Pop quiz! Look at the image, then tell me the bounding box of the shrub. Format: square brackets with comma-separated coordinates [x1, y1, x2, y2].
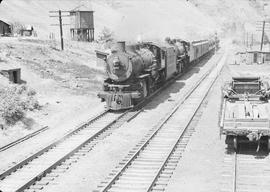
[0, 84, 40, 125]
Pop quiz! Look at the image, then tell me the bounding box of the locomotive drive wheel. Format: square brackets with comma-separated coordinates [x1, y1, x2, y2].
[141, 80, 148, 98]
[226, 136, 238, 151]
[233, 137, 238, 151]
[268, 137, 270, 151]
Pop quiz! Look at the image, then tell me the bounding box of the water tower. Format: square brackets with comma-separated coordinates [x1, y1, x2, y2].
[70, 5, 94, 42]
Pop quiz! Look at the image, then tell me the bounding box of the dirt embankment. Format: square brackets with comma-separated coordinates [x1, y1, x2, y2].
[0, 37, 106, 145]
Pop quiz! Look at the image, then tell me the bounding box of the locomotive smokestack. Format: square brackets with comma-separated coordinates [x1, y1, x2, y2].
[117, 41, 126, 52]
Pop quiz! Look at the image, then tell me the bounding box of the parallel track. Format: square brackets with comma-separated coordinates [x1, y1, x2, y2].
[0, 51, 220, 192]
[0, 126, 49, 152]
[94, 52, 226, 192]
[221, 145, 270, 192]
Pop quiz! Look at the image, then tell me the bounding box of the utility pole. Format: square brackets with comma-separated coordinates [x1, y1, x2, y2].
[256, 20, 270, 51]
[260, 20, 265, 51]
[49, 10, 70, 51]
[59, 10, 64, 50]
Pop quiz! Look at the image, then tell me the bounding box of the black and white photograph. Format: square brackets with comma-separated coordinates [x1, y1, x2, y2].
[0, 0, 270, 191]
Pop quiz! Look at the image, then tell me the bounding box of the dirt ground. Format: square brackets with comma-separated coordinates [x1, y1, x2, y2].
[0, 37, 106, 147]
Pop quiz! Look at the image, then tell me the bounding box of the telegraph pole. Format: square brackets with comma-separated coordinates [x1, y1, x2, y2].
[260, 20, 265, 51]
[49, 10, 69, 51]
[256, 20, 270, 51]
[59, 10, 64, 50]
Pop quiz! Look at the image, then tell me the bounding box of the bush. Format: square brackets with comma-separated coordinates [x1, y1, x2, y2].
[0, 85, 40, 125]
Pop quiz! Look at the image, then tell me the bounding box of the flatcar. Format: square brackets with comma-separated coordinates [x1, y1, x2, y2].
[220, 77, 270, 151]
[97, 38, 218, 110]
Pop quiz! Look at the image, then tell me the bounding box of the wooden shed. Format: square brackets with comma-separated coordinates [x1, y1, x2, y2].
[0, 63, 21, 84]
[235, 50, 270, 65]
[246, 51, 270, 64]
[0, 20, 11, 36]
[70, 5, 94, 42]
[20, 25, 34, 36]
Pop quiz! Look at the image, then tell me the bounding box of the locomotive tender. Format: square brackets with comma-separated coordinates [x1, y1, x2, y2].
[97, 38, 218, 110]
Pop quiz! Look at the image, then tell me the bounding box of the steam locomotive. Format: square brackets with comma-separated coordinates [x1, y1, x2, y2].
[97, 38, 219, 110]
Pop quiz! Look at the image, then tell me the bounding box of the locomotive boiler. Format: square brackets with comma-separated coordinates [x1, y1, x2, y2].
[98, 42, 164, 110]
[105, 42, 157, 83]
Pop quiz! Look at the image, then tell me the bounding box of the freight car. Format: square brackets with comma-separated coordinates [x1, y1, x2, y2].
[220, 77, 270, 151]
[97, 38, 218, 110]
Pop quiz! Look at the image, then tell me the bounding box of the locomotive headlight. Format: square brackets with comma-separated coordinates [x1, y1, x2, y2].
[113, 57, 121, 69]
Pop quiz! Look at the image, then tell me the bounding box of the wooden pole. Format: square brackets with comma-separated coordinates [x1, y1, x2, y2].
[59, 10, 64, 51]
[260, 20, 265, 51]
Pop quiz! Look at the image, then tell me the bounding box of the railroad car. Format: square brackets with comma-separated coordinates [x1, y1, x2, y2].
[97, 38, 218, 110]
[220, 77, 270, 151]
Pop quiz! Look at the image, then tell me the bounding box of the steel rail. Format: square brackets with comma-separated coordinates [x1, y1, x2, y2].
[0, 109, 109, 180]
[233, 151, 237, 192]
[15, 111, 130, 192]
[146, 60, 221, 192]
[0, 46, 215, 154]
[0, 126, 49, 152]
[0, 50, 218, 192]
[0, 55, 198, 191]
[97, 52, 224, 192]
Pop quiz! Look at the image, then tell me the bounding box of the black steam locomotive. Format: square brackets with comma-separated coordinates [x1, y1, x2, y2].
[97, 38, 218, 110]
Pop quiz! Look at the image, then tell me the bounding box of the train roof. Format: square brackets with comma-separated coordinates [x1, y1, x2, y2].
[191, 39, 209, 46]
[142, 41, 174, 51]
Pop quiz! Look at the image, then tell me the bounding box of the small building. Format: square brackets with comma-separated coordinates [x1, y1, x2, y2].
[70, 5, 94, 42]
[0, 63, 21, 84]
[235, 50, 270, 65]
[20, 25, 34, 36]
[0, 20, 11, 36]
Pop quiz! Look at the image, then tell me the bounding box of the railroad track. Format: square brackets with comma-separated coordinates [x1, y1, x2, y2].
[0, 109, 140, 192]
[0, 50, 214, 155]
[0, 51, 220, 192]
[0, 126, 49, 152]
[94, 52, 226, 192]
[221, 144, 270, 192]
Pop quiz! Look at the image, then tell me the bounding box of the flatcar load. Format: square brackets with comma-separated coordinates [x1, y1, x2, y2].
[220, 77, 270, 151]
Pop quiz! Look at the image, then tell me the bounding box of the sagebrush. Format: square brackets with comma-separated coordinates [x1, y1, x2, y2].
[0, 84, 40, 125]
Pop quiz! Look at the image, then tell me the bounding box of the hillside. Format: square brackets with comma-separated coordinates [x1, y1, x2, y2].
[0, 0, 264, 41]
